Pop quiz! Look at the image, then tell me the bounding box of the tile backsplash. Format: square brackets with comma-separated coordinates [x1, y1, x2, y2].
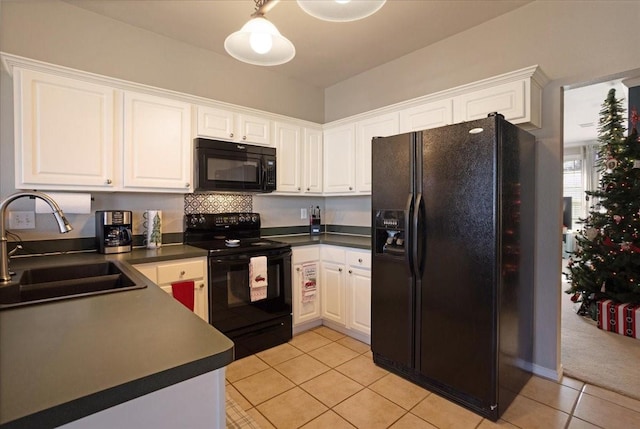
[184, 193, 252, 214]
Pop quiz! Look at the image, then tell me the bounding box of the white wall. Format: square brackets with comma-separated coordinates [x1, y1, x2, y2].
[323, 1, 640, 381]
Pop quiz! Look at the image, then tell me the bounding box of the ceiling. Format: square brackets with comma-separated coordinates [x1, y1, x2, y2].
[63, 0, 532, 89]
[60, 0, 633, 144]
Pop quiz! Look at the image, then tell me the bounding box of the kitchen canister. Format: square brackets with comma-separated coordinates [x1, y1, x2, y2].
[143, 210, 162, 249]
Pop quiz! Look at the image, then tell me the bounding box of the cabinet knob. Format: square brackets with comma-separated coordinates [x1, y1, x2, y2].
[307, 187, 310, 191]
[185, 183, 190, 188]
[242, 135, 247, 141]
[199, 283, 204, 289]
[230, 132, 234, 138]
[297, 187, 301, 191]
[358, 258, 363, 263]
[349, 270, 353, 274]
[338, 268, 343, 272]
[296, 267, 301, 272]
[180, 270, 186, 276]
[349, 186, 353, 191]
[106, 179, 112, 185]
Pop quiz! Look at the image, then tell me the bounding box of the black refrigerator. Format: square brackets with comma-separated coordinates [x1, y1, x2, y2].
[371, 114, 535, 421]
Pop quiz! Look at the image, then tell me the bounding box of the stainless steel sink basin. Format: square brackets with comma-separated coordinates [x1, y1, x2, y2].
[0, 261, 146, 309]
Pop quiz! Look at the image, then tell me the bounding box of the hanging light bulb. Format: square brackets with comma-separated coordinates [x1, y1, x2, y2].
[297, 0, 386, 22]
[224, 1, 295, 66]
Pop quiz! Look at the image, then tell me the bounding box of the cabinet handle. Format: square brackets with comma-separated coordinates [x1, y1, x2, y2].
[358, 258, 363, 263]
[180, 270, 186, 276]
[230, 132, 234, 138]
[106, 179, 112, 185]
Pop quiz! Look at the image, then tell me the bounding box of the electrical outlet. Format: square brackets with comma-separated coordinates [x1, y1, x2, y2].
[9, 211, 36, 229]
[300, 208, 308, 219]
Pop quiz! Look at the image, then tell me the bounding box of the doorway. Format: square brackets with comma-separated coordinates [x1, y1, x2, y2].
[561, 77, 640, 399]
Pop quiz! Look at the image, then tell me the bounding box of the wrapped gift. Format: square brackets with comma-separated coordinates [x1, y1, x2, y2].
[596, 299, 640, 339]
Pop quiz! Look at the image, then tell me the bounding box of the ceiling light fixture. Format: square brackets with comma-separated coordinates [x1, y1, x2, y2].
[296, 0, 386, 22]
[224, 0, 295, 66]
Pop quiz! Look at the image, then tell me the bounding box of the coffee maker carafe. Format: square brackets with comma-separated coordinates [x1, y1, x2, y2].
[96, 210, 132, 254]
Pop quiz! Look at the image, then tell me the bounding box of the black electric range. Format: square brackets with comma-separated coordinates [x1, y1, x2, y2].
[184, 213, 293, 359]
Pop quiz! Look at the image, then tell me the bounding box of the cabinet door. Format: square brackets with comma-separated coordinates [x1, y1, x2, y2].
[123, 91, 192, 192]
[238, 113, 271, 146]
[303, 128, 323, 194]
[14, 68, 117, 190]
[399, 99, 454, 132]
[320, 261, 346, 325]
[356, 113, 399, 193]
[347, 266, 371, 336]
[293, 262, 321, 326]
[197, 105, 235, 140]
[323, 124, 356, 194]
[453, 79, 527, 123]
[275, 122, 302, 193]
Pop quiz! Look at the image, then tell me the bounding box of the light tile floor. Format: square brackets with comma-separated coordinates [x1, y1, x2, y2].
[226, 326, 640, 428]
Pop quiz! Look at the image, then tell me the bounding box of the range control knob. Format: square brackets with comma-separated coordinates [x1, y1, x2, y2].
[251, 214, 258, 223]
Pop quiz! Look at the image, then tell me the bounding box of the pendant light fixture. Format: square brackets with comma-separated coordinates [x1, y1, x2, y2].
[296, 0, 386, 22]
[225, 0, 295, 66]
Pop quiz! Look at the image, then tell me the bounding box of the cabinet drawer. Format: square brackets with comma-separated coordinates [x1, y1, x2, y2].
[157, 259, 205, 284]
[321, 246, 346, 263]
[347, 251, 371, 269]
[292, 245, 320, 264]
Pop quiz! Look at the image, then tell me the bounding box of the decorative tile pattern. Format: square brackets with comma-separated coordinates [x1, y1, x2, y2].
[184, 193, 252, 214]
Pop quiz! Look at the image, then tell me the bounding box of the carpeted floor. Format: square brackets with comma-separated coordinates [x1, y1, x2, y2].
[561, 286, 640, 400]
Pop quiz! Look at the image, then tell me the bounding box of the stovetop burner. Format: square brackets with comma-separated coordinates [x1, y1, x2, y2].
[184, 213, 290, 256]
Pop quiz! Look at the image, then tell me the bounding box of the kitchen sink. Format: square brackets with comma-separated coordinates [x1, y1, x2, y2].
[0, 261, 146, 309]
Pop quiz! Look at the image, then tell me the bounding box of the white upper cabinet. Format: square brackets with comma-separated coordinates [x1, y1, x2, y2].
[355, 113, 399, 193]
[399, 98, 454, 133]
[453, 79, 527, 124]
[123, 91, 192, 192]
[323, 124, 356, 194]
[13, 68, 118, 190]
[275, 121, 302, 193]
[303, 127, 323, 194]
[196, 105, 272, 146]
[275, 122, 323, 195]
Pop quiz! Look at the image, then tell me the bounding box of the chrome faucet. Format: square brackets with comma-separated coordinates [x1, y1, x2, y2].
[0, 191, 73, 283]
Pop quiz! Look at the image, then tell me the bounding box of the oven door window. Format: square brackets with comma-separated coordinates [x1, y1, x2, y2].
[209, 253, 291, 333]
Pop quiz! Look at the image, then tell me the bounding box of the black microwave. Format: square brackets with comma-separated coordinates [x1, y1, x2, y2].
[194, 138, 276, 193]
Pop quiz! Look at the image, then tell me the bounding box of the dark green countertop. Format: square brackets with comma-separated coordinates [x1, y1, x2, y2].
[271, 233, 371, 250]
[0, 245, 233, 429]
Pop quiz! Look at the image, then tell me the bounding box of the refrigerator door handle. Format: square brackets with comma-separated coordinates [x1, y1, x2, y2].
[405, 193, 415, 274]
[413, 193, 423, 278]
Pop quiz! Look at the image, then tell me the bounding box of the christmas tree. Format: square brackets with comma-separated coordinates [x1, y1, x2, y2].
[566, 89, 640, 314]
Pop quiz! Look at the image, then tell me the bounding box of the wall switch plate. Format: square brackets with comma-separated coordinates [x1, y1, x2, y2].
[8, 211, 36, 229]
[300, 208, 307, 219]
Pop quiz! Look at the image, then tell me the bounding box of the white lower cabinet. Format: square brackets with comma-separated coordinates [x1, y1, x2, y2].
[293, 245, 371, 342]
[292, 246, 322, 329]
[133, 257, 209, 323]
[346, 249, 372, 337]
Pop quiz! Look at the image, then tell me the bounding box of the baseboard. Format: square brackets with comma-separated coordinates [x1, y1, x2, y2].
[293, 319, 322, 335]
[531, 362, 562, 382]
[321, 320, 371, 345]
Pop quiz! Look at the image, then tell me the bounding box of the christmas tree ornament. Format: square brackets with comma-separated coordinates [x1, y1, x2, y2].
[585, 227, 599, 240]
[613, 214, 622, 224]
[605, 158, 619, 170]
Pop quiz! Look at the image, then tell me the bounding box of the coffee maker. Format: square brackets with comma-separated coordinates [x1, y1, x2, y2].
[96, 210, 132, 254]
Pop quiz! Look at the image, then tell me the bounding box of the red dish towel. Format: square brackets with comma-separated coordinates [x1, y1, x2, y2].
[171, 280, 195, 311]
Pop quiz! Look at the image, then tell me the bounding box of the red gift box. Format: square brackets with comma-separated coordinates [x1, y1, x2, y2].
[596, 299, 640, 339]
